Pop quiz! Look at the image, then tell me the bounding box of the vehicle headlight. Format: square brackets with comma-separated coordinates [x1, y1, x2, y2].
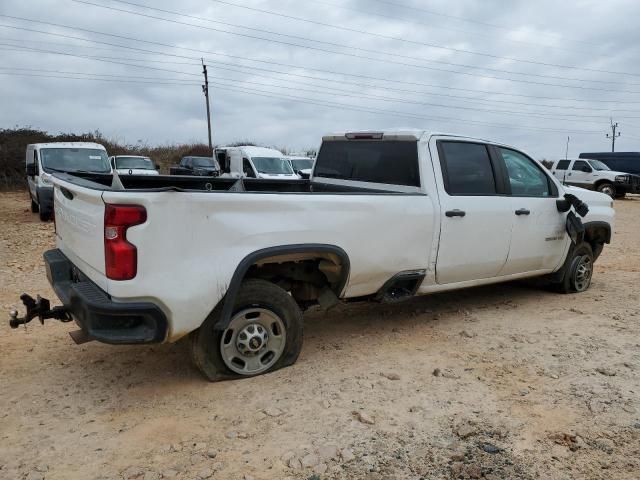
[615, 175, 629, 183]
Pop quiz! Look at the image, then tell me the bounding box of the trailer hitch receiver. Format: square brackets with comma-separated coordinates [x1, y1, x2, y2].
[9, 294, 71, 329]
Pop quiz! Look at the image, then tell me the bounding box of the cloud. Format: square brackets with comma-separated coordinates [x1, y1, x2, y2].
[1, 0, 639, 156]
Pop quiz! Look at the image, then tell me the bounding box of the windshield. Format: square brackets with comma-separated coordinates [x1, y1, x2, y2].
[192, 157, 218, 168]
[40, 148, 110, 173]
[290, 159, 314, 171]
[115, 156, 154, 170]
[252, 157, 294, 174]
[588, 159, 611, 171]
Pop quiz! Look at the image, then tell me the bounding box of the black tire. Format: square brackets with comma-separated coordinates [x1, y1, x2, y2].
[39, 209, 51, 222]
[552, 242, 594, 294]
[189, 279, 303, 381]
[30, 197, 39, 213]
[596, 182, 616, 198]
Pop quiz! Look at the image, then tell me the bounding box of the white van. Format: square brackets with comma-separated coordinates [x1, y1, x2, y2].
[26, 142, 111, 221]
[216, 146, 300, 180]
[110, 155, 160, 176]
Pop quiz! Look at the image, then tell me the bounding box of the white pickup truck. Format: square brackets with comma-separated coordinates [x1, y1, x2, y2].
[10, 130, 615, 381]
[550, 158, 640, 198]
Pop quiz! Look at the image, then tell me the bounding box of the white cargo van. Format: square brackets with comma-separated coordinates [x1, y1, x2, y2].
[216, 146, 300, 180]
[26, 142, 110, 221]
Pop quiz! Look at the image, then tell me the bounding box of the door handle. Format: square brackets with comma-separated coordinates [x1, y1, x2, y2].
[515, 208, 531, 216]
[445, 209, 466, 218]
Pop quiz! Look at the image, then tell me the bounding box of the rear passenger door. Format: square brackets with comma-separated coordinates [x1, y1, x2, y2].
[497, 148, 568, 275]
[433, 140, 513, 284]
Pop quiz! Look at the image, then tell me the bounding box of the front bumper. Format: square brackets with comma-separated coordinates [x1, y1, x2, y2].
[44, 249, 168, 344]
[616, 176, 640, 193]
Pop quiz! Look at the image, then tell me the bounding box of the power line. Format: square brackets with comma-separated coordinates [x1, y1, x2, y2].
[3, 42, 634, 122]
[4, 21, 640, 102]
[306, 0, 592, 53]
[206, 0, 633, 77]
[0, 71, 199, 86]
[365, 0, 599, 47]
[63, 2, 640, 89]
[0, 65, 200, 82]
[201, 81, 602, 134]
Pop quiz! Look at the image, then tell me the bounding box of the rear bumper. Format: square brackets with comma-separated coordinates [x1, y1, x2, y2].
[44, 249, 168, 344]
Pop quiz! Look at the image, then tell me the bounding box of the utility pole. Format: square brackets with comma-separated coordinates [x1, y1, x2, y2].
[202, 58, 213, 154]
[565, 136, 570, 160]
[606, 119, 621, 152]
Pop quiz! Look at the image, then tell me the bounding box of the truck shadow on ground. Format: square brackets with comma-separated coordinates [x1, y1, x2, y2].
[64, 279, 554, 391]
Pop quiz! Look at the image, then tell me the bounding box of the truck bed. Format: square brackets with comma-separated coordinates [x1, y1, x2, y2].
[54, 172, 403, 194]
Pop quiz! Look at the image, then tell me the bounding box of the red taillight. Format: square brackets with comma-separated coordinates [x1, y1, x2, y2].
[104, 204, 147, 280]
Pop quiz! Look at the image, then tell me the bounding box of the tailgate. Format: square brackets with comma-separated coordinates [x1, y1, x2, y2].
[52, 177, 108, 291]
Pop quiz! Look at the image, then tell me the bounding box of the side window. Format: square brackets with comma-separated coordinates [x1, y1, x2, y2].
[439, 142, 497, 195]
[555, 160, 570, 170]
[243, 159, 256, 178]
[572, 160, 592, 172]
[183, 158, 191, 168]
[499, 148, 551, 197]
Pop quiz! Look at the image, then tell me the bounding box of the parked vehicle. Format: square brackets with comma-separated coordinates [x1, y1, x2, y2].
[217, 146, 300, 180]
[550, 158, 640, 198]
[11, 130, 614, 382]
[110, 155, 160, 176]
[579, 152, 640, 176]
[169, 156, 220, 176]
[25, 142, 110, 221]
[285, 155, 315, 179]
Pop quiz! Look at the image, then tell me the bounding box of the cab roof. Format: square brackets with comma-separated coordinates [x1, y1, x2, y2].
[28, 142, 106, 150]
[321, 130, 496, 143]
[232, 146, 284, 158]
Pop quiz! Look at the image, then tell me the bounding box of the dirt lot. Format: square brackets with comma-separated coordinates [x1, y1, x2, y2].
[0, 191, 639, 480]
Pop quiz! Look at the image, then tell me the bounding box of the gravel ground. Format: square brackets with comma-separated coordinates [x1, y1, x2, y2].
[0, 190, 639, 480]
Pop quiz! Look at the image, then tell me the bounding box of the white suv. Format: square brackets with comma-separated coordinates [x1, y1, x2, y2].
[550, 158, 640, 198]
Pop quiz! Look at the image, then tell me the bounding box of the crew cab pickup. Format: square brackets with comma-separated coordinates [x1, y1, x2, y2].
[550, 158, 640, 198]
[11, 131, 615, 381]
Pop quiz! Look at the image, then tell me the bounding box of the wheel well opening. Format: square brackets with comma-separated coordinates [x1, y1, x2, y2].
[244, 252, 346, 307]
[584, 224, 610, 260]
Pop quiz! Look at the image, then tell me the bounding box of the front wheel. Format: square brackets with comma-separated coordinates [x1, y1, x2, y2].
[189, 279, 303, 381]
[30, 197, 39, 213]
[596, 183, 616, 198]
[553, 242, 594, 294]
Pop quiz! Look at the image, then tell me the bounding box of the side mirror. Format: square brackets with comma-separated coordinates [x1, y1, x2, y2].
[26, 164, 37, 176]
[581, 166, 592, 173]
[556, 199, 571, 213]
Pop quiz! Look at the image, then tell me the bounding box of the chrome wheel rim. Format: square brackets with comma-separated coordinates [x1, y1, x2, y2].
[220, 308, 286, 375]
[574, 255, 593, 292]
[600, 185, 615, 197]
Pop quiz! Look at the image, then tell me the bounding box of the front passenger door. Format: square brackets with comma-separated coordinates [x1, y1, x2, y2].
[498, 148, 568, 275]
[566, 160, 592, 187]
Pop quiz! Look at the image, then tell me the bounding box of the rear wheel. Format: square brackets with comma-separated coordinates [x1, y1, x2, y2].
[190, 279, 303, 381]
[39, 209, 51, 222]
[552, 242, 594, 294]
[596, 182, 616, 198]
[30, 197, 39, 213]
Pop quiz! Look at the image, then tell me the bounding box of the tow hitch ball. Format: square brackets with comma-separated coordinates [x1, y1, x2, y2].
[9, 294, 71, 329]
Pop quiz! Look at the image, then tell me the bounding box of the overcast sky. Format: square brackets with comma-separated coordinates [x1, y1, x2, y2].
[2, 0, 640, 157]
